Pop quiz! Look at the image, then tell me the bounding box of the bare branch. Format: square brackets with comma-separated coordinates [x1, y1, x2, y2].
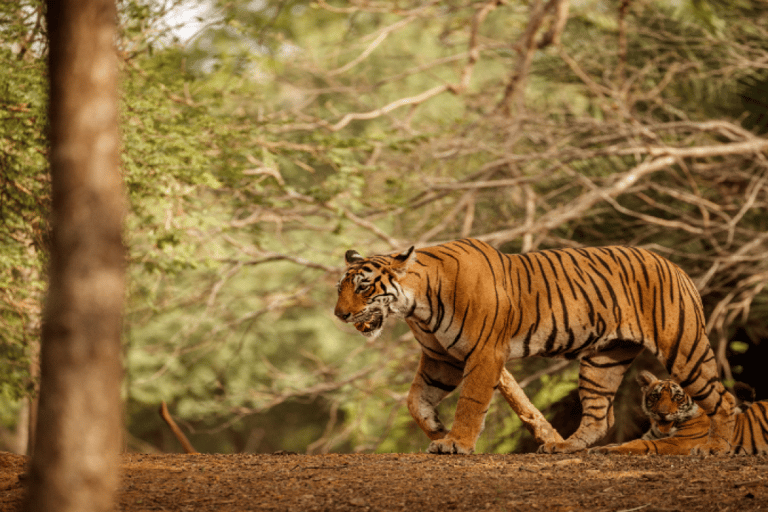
[328, 84, 451, 132]
[479, 155, 676, 247]
[327, 15, 418, 77]
[498, 0, 571, 115]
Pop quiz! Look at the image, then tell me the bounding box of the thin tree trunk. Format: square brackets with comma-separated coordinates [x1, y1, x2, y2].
[26, 0, 125, 510]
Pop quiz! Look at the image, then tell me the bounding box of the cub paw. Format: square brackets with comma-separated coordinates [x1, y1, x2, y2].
[427, 438, 474, 455]
[538, 440, 586, 454]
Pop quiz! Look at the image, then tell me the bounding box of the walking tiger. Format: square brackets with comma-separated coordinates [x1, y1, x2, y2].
[333, 238, 735, 454]
[591, 371, 768, 455]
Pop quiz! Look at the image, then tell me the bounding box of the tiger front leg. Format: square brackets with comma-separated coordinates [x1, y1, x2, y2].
[407, 353, 465, 442]
[590, 436, 699, 456]
[427, 354, 505, 455]
[588, 441, 645, 455]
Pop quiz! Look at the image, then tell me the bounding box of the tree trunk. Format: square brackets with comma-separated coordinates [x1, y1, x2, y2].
[26, 0, 125, 511]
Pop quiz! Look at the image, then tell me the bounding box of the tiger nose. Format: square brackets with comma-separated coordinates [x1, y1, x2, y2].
[334, 306, 351, 321]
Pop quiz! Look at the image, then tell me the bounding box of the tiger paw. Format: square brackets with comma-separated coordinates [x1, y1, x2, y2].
[587, 445, 616, 455]
[427, 438, 474, 455]
[538, 440, 587, 454]
[690, 440, 731, 456]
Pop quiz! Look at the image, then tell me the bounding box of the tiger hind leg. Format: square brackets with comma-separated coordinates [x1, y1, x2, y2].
[686, 382, 735, 455]
[669, 337, 736, 455]
[539, 345, 641, 454]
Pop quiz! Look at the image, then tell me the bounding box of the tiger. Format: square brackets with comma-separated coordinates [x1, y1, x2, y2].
[333, 238, 735, 455]
[590, 371, 768, 455]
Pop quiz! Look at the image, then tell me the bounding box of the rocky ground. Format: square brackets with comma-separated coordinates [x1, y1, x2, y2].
[2, 451, 767, 511]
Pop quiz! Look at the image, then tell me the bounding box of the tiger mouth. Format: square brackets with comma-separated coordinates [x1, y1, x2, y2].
[354, 314, 383, 336]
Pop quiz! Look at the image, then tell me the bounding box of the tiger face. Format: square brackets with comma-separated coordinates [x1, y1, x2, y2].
[638, 370, 700, 437]
[334, 247, 415, 339]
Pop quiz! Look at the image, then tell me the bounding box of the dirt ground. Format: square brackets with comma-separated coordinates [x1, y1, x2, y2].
[1, 450, 767, 511]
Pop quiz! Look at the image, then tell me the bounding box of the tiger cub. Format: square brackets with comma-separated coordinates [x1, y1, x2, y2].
[591, 371, 768, 455]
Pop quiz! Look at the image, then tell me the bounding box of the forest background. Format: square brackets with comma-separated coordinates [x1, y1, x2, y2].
[2, 0, 768, 457]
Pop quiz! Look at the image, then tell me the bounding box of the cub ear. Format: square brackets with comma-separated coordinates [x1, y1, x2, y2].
[345, 250, 364, 265]
[636, 370, 658, 389]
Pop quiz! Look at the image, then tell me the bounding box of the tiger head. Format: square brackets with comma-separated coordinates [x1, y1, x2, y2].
[334, 246, 416, 339]
[637, 370, 700, 436]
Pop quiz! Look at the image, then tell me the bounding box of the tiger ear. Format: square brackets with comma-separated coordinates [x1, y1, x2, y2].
[345, 250, 364, 265]
[636, 370, 658, 389]
[390, 246, 415, 275]
[393, 246, 415, 263]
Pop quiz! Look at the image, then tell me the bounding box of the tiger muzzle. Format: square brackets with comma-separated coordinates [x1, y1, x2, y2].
[334, 306, 351, 321]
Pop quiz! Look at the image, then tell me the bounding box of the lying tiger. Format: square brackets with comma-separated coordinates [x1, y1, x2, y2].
[334, 238, 735, 454]
[591, 371, 768, 455]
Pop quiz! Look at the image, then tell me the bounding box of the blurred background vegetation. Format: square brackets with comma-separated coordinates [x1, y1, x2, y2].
[2, 0, 767, 455]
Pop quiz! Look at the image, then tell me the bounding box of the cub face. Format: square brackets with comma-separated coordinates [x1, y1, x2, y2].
[334, 247, 414, 339]
[637, 370, 699, 437]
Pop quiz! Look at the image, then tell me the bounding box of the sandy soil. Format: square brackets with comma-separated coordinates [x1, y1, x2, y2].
[2, 451, 767, 511]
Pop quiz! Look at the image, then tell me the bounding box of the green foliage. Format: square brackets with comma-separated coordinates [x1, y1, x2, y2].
[0, 0, 48, 403]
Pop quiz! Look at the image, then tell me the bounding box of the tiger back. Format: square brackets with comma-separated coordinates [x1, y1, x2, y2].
[334, 238, 735, 455]
[592, 371, 768, 455]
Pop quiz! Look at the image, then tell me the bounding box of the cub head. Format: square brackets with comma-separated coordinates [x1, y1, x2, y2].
[637, 370, 699, 436]
[334, 246, 416, 339]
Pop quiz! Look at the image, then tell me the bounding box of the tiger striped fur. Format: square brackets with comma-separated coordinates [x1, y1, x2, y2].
[333, 238, 735, 454]
[591, 371, 768, 455]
